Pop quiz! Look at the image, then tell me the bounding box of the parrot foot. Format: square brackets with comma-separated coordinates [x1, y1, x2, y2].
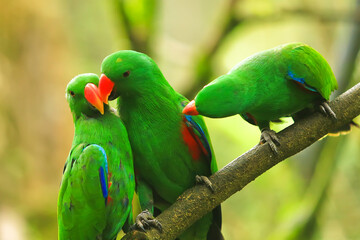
[260, 128, 280, 154]
[196, 175, 215, 192]
[132, 209, 163, 233]
[319, 101, 337, 120]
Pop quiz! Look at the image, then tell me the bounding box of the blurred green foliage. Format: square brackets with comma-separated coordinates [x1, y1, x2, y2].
[0, 0, 359, 239]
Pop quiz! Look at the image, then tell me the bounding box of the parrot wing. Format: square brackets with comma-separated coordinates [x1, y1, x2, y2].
[179, 97, 218, 174]
[58, 143, 109, 239]
[183, 114, 212, 162]
[285, 43, 338, 100]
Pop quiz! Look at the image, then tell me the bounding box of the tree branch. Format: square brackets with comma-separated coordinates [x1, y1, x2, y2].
[268, 3, 360, 237]
[122, 84, 360, 240]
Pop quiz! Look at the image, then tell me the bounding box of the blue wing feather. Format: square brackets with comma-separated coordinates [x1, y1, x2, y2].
[99, 166, 108, 204]
[288, 69, 318, 93]
[91, 144, 109, 204]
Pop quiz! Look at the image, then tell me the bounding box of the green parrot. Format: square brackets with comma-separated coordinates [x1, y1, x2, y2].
[183, 42, 339, 153]
[58, 73, 135, 239]
[97, 51, 223, 239]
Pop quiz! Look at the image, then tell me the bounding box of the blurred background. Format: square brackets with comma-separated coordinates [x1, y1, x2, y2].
[1, 0, 360, 239]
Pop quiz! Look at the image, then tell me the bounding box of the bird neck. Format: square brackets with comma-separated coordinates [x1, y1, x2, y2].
[208, 73, 255, 116]
[229, 74, 255, 113]
[73, 105, 111, 127]
[118, 81, 181, 133]
[121, 84, 177, 112]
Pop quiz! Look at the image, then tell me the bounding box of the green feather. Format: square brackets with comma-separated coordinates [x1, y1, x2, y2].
[101, 51, 222, 239]
[193, 42, 338, 130]
[58, 74, 135, 240]
[281, 43, 337, 99]
[58, 144, 107, 239]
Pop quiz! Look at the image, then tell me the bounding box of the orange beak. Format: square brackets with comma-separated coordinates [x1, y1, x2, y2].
[182, 100, 199, 115]
[84, 83, 104, 115]
[98, 74, 115, 104]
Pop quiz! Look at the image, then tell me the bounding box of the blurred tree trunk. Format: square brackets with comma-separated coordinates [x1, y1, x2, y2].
[112, 0, 158, 55]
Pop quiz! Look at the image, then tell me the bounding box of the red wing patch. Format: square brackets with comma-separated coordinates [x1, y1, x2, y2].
[181, 117, 210, 161]
[107, 172, 113, 204]
[181, 122, 202, 161]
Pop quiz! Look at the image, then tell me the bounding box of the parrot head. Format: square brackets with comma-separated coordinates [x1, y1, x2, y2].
[98, 50, 164, 103]
[183, 75, 245, 118]
[66, 73, 105, 118]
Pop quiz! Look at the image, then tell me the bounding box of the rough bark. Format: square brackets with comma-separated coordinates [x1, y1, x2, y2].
[122, 82, 360, 240]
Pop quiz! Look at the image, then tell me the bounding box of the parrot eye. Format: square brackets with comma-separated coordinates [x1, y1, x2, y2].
[123, 71, 130, 78]
[69, 91, 75, 97]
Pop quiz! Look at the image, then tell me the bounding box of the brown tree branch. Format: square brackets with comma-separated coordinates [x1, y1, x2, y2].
[121, 83, 360, 240]
[268, 3, 360, 237]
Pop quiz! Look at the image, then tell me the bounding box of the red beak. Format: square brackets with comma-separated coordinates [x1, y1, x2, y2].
[84, 83, 104, 114]
[182, 100, 199, 115]
[98, 74, 115, 104]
